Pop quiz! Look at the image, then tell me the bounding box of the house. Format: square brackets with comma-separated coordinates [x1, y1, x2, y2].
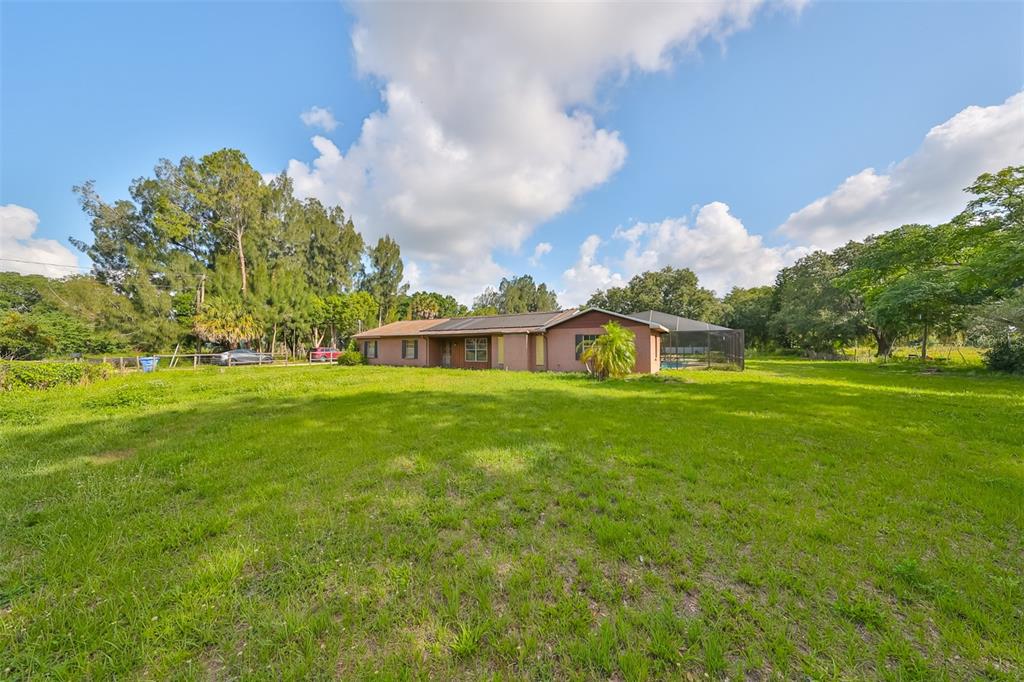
[352, 308, 671, 373]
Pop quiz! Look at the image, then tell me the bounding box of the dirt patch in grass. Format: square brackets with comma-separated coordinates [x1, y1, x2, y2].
[88, 449, 136, 465]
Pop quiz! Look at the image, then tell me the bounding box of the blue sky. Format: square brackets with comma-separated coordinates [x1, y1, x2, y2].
[2, 1, 1022, 303]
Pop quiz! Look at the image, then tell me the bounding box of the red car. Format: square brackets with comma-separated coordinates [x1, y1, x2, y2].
[310, 347, 341, 362]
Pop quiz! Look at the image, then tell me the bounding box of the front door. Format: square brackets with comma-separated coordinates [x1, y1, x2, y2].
[441, 340, 452, 368]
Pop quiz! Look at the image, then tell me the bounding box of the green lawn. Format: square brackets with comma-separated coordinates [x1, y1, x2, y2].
[1, 361, 1021, 680]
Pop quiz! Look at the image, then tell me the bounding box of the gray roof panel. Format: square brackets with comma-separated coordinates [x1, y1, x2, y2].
[630, 310, 732, 332]
[427, 310, 567, 332]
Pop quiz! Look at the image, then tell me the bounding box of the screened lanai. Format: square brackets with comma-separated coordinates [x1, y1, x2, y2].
[630, 310, 745, 370]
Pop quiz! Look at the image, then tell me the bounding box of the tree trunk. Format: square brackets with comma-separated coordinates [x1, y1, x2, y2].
[235, 226, 247, 294]
[873, 328, 893, 358]
[920, 322, 929, 360]
[270, 323, 278, 358]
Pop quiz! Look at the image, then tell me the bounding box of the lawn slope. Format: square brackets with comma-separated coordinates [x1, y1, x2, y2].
[1, 361, 1022, 679]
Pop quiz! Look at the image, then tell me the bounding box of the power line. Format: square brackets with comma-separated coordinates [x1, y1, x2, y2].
[0, 257, 92, 270]
[0, 257, 185, 292]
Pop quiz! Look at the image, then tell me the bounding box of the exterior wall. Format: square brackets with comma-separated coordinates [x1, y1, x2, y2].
[545, 310, 658, 374]
[363, 337, 429, 367]
[360, 314, 661, 374]
[500, 333, 530, 371]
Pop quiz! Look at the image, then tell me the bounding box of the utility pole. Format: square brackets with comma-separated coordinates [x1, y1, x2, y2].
[196, 273, 206, 313]
[195, 273, 206, 357]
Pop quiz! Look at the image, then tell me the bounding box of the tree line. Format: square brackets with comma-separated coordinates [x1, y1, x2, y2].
[1, 152, 1019, 363]
[587, 166, 1023, 360]
[0, 149, 563, 359]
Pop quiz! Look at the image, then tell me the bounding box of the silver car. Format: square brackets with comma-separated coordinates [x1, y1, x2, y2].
[211, 349, 274, 366]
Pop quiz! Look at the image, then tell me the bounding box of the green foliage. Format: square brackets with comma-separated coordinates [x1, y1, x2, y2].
[472, 274, 559, 314]
[722, 286, 774, 348]
[403, 291, 467, 320]
[579, 321, 637, 379]
[323, 291, 379, 342]
[0, 360, 112, 391]
[336, 350, 365, 366]
[955, 166, 1024, 296]
[984, 336, 1024, 374]
[362, 235, 408, 324]
[0, 312, 54, 360]
[192, 298, 261, 346]
[770, 251, 866, 352]
[0, 274, 131, 357]
[71, 149, 379, 355]
[586, 267, 722, 322]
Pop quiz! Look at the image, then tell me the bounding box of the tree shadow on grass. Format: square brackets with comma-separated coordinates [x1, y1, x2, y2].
[2, 372, 1022, 678]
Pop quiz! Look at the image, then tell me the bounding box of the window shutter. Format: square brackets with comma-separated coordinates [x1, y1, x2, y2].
[575, 334, 582, 360]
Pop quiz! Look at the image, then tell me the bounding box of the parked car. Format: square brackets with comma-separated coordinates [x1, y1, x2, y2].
[211, 349, 274, 366]
[309, 347, 342, 362]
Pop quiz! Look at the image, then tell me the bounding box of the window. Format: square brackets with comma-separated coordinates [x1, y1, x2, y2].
[465, 337, 489, 363]
[401, 339, 418, 360]
[575, 334, 598, 360]
[364, 340, 378, 359]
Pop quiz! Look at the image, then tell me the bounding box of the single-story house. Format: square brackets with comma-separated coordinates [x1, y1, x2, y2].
[352, 308, 672, 374]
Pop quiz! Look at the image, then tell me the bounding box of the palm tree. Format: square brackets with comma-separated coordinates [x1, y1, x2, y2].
[579, 321, 636, 379]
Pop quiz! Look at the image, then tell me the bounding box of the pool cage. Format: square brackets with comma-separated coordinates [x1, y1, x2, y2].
[630, 310, 745, 371]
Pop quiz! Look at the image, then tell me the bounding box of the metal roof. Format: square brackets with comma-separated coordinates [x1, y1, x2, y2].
[544, 307, 671, 332]
[427, 310, 569, 332]
[630, 310, 732, 332]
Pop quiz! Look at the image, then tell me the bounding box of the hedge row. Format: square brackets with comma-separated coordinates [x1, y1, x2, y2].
[0, 361, 114, 391]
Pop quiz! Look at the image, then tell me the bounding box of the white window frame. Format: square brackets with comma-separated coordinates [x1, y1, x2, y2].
[465, 337, 489, 363]
[575, 334, 598, 360]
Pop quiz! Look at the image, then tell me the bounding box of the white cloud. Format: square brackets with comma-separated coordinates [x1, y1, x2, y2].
[559, 235, 627, 308]
[299, 106, 338, 132]
[528, 242, 552, 266]
[285, 2, 779, 300]
[0, 204, 83, 278]
[558, 202, 810, 306]
[778, 91, 1024, 249]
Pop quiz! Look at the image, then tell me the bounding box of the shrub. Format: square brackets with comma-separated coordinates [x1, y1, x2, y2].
[579, 321, 637, 379]
[337, 350, 365, 366]
[0, 361, 114, 390]
[984, 336, 1024, 374]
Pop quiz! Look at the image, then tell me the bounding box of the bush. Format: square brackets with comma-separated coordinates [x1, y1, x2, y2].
[0, 361, 114, 390]
[337, 350, 365, 366]
[579, 321, 636, 379]
[984, 336, 1024, 374]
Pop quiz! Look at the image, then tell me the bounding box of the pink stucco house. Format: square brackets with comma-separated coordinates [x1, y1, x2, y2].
[352, 308, 670, 374]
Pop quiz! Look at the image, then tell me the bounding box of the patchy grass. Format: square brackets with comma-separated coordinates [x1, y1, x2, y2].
[1, 360, 1021, 679]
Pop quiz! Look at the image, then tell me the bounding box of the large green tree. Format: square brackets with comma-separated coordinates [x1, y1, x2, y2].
[769, 251, 866, 353]
[361, 236, 408, 325]
[72, 149, 368, 353]
[722, 286, 774, 349]
[471, 275, 558, 315]
[838, 223, 974, 358]
[587, 267, 722, 322]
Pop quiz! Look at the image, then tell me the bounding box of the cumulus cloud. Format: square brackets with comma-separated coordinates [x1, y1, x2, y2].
[528, 242, 552, 266]
[285, 2, 778, 299]
[778, 91, 1024, 249]
[559, 235, 627, 308]
[299, 106, 338, 132]
[0, 204, 82, 278]
[558, 202, 809, 306]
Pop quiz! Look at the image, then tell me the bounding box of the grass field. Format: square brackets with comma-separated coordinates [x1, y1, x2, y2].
[1, 360, 1022, 679]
